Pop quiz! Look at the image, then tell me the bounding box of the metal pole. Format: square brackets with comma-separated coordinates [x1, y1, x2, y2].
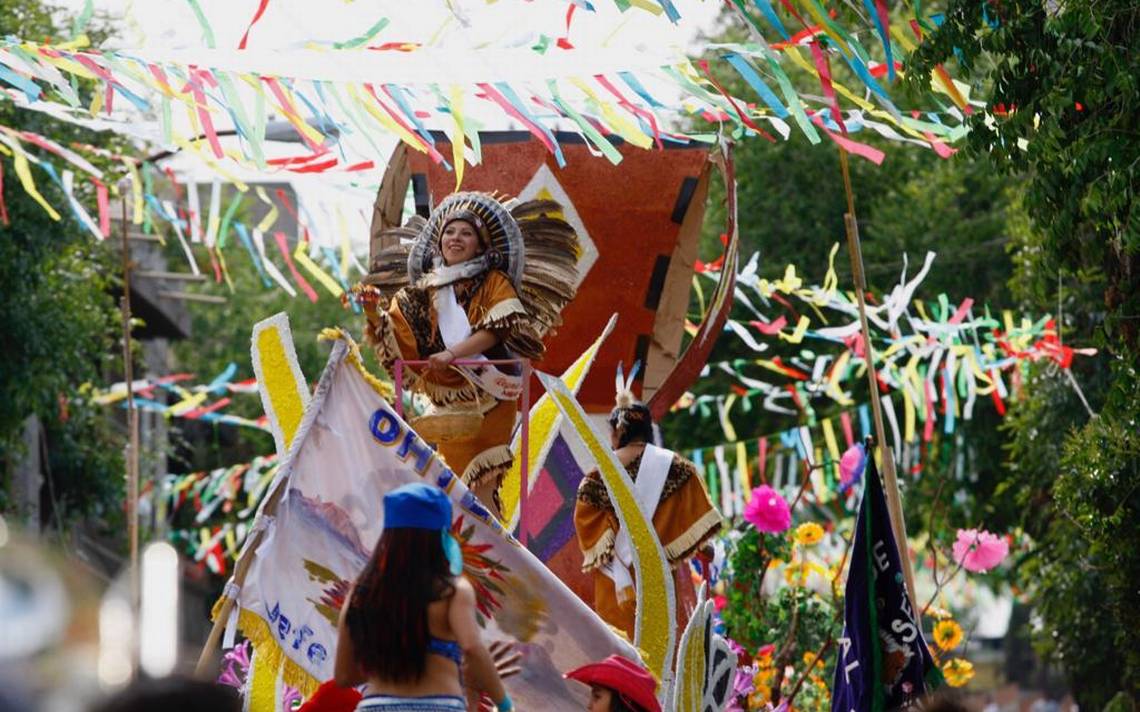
[519, 362, 531, 547]
[837, 148, 920, 617]
[118, 195, 141, 676]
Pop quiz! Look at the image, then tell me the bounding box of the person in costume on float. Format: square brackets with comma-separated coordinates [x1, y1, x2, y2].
[356, 193, 579, 517]
[563, 655, 661, 712]
[573, 364, 722, 639]
[333, 482, 514, 712]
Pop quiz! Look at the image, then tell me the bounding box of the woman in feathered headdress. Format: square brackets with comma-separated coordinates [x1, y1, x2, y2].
[355, 192, 578, 516]
[573, 363, 722, 638]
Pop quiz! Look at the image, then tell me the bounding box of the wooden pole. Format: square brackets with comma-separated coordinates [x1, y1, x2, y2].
[836, 148, 921, 617]
[119, 196, 142, 675]
[194, 478, 287, 677]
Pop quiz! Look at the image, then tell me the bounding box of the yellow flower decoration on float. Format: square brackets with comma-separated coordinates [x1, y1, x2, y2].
[793, 522, 825, 546]
[942, 658, 975, 687]
[784, 560, 828, 586]
[933, 620, 964, 650]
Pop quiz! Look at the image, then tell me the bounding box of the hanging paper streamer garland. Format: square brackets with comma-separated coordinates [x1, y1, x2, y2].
[0, 1, 977, 186]
[92, 366, 279, 432]
[157, 453, 279, 574]
[0, 123, 369, 303]
[683, 246, 1096, 431]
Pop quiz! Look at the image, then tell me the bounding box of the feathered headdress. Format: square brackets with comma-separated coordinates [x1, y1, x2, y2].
[364, 191, 579, 337]
[610, 361, 653, 444]
[614, 360, 641, 410]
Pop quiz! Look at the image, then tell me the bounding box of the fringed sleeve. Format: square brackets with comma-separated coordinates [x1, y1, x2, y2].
[471, 271, 545, 360]
[574, 472, 620, 572]
[653, 455, 723, 564]
[362, 293, 421, 373]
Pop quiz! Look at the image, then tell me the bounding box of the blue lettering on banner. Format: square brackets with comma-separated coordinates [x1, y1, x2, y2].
[369, 409, 400, 444]
[265, 601, 329, 665]
[397, 430, 433, 473]
[368, 407, 436, 474]
[307, 643, 328, 665]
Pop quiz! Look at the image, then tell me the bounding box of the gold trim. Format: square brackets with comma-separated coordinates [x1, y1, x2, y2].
[580, 527, 617, 572]
[663, 508, 723, 563]
[320, 327, 394, 401]
[477, 297, 527, 329]
[237, 608, 321, 697]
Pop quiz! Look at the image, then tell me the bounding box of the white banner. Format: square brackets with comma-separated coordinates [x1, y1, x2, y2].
[236, 338, 637, 707]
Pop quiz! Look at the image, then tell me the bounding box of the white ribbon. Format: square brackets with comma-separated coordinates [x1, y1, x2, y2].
[221, 581, 242, 650]
[434, 285, 522, 401]
[602, 444, 674, 596]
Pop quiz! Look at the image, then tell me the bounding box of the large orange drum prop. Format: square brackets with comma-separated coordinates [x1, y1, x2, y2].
[369, 133, 738, 603]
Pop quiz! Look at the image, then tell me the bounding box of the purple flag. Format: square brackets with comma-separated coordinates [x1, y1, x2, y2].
[831, 453, 940, 712]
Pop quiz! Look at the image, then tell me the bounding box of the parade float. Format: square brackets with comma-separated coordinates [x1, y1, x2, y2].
[0, 1, 1098, 710]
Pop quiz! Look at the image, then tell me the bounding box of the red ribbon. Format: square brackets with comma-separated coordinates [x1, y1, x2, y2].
[273, 231, 319, 303]
[809, 41, 845, 133]
[238, 0, 271, 50]
[92, 177, 110, 237]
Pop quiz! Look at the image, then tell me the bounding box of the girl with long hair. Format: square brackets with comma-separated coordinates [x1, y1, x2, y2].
[334, 482, 513, 712]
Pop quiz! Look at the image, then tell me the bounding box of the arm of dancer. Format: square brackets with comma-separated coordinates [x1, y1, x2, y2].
[574, 473, 621, 572]
[427, 329, 499, 372]
[449, 577, 512, 711]
[333, 591, 367, 688]
[465, 641, 522, 712]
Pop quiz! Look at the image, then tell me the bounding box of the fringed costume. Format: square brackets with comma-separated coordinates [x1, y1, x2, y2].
[359, 192, 578, 514]
[573, 366, 721, 638]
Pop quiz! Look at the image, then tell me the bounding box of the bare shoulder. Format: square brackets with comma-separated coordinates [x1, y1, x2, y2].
[452, 575, 476, 601]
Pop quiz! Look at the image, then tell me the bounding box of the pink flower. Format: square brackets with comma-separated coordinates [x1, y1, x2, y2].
[743, 485, 791, 533]
[839, 443, 866, 493]
[952, 528, 1009, 572]
[725, 664, 756, 712]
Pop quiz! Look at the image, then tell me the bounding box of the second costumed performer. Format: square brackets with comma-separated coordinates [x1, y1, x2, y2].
[574, 365, 723, 639]
[356, 192, 579, 516]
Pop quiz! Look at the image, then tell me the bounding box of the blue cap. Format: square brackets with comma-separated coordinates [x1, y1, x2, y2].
[383, 482, 453, 530]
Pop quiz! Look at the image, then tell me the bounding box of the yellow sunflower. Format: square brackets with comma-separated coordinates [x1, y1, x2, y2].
[793, 522, 825, 546]
[942, 658, 975, 687]
[933, 620, 964, 651]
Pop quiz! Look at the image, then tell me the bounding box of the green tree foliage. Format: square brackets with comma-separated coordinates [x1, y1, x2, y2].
[664, 7, 1023, 461]
[909, 3, 1140, 706]
[909, 0, 1140, 349]
[0, 0, 126, 527]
